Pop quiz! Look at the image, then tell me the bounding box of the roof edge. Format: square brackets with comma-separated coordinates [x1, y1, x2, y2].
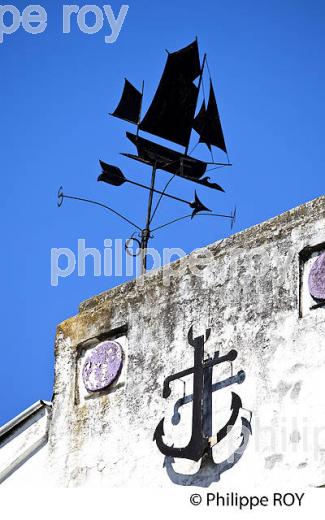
[78, 194, 324, 314]
[0, 400, 52, 441]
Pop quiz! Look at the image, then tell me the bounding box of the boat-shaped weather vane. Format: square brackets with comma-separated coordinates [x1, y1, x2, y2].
[58, 39, 236, 274]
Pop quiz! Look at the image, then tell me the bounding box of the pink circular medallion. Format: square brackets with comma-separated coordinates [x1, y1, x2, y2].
[82, 340, 123, 392]
[308, 252, 325, 301]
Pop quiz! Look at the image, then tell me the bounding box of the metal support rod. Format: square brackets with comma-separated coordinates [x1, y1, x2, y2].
[126, 177, 193, 207]
[151, 211, 235, 233]
[60, 193, 141, 230]
[141, 162, 157, 274]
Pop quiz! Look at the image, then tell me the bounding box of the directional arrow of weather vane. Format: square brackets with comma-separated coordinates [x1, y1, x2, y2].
[58, 40, 237, 275]
[98, 161, 211, 219]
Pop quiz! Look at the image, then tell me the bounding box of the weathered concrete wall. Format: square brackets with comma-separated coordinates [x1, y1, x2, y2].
[47, 195, 325, 488]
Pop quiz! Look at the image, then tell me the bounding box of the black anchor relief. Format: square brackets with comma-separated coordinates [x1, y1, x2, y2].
[153, 325, 252, 485]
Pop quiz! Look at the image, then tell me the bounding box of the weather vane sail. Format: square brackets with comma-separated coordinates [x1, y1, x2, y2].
[58, 39, 235, 275]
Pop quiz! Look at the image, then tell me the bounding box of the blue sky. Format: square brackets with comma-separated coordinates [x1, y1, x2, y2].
[0, 0, 324, 426]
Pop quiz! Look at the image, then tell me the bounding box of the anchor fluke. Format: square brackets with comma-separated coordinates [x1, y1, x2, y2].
[98, 161, 127, 186]
[153, 418, 181, 457]
[153, 418, 165, 442]
[230, 391, 242, 411]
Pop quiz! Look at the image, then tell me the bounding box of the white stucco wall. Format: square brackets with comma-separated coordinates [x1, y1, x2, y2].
[47, 195, 325, 488]
[1, 196, 324, 488]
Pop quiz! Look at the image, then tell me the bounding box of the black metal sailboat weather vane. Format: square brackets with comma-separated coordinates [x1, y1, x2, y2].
[58, 39, 236, 274]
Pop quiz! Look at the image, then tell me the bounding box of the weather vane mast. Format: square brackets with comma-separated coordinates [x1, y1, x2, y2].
[58, 39, 236, 275]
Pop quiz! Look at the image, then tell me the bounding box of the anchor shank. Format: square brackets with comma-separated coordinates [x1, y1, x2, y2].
[190, 334, 208, 458]
[163, 350, 237, 397]
[203, 365, 213, 439]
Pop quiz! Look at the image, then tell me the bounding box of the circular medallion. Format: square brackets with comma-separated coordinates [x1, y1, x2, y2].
[82, 340, 123, 392]
[308, 252, 325, 301]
